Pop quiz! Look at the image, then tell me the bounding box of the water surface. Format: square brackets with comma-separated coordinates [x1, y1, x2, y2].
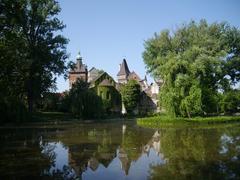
[0, 121, 240, 179]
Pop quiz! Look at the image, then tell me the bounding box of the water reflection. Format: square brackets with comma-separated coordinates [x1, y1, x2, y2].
[41, 127, 165, 180]
[0, 122, 240, 179]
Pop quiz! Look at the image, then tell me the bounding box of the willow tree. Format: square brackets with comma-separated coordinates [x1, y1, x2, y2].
[143, 20, 240, 117]
[0, 0, 68, 112]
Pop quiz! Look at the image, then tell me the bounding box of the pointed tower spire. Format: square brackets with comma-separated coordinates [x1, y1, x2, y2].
[117, 59, 130, 76]
[117, 58, 131, 84]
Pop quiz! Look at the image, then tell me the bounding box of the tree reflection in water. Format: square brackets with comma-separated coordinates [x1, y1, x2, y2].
[0, 123, 239, 179]
[40, 140, 77, 179]
[41, 128, 165, 179]
[150, 126, 240, 180]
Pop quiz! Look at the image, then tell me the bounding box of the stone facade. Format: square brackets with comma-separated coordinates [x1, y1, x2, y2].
[117, 59, 130, 84]
[69, 52, 88, 88]
[68, 54, 161, 114]
[69, 54, 121, 114]
[88, 67, 102, 82]
[90, 72, 122, 114]
[117, 59, 161, 114]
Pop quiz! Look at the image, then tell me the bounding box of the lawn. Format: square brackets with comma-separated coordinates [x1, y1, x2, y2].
[137, 115, 240, 128]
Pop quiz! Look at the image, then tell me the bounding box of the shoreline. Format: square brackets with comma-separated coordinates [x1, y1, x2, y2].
[137, 115, 240, 128]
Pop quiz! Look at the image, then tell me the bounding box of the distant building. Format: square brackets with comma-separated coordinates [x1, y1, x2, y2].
[88, 67, 102, 82]
[117, 59, 131, 84]
[68, 54, 161, 114]
[68, 53, 121, 114]
[69, 52, 88, 88]
[117, 58, 161, 114]
[90, 72, 121, 114]
[117, 59, 148, 90]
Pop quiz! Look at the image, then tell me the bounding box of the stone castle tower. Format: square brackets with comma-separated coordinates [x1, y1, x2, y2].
[69, 52, 88, 88]
[117, 59, 131, 84]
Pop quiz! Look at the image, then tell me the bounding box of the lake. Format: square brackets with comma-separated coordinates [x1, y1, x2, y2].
[0, 120, 240, 179]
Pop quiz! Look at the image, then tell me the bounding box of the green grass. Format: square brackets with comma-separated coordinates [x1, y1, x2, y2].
[137, 115, 240, 128]
[0, 112, 80, 128]
[32, 112, 125, 123]
[185, 116, 240, 123]
[32, 111, 77, 122]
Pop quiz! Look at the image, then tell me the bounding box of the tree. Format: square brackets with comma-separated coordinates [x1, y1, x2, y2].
[143, 20, 240, 117]
[222, 26, 240, 85]
[0, 0, 68, 112]
[68, 79, 103, 119]
[220, 90, 240, 114]
[39, 92, 62, 112]
[120, 80, 141, 114]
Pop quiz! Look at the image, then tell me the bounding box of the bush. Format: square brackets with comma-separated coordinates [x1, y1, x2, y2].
[39, 92, 62, 112]
[220, 90, 240, 114]
[0, 96, 29, 124]
[67, 80, 104, 119]
[120, 80, 141, 114]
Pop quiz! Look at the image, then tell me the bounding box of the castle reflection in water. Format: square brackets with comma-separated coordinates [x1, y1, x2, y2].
[1, 122, 240, 179]
[40, 125, 165, 180]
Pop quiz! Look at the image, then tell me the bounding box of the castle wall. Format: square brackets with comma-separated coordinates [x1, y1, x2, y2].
[69, 73, 88, 88]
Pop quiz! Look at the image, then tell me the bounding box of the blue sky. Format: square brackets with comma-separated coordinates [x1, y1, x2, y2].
[56, 0, 240, 92]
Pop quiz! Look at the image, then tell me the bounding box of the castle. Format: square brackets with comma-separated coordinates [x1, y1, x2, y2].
[68, 52, 161, 114]
[69, 53, 88, 88]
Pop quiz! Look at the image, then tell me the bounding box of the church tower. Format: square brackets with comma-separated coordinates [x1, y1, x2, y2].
[117, 59, 130, 84]
[69, 52, 88, 88]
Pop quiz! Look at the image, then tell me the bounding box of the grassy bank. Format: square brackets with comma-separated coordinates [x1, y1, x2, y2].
[1, 111, 130, 126]
[137, 115, 240, 128]
[32, 112, 77, 122]
[32, 112, 126, 123]
[30, 112, 129, 123]
[1, 112, 126, 127]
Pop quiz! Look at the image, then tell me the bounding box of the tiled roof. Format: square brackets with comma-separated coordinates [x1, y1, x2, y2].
[117, 59, 130, 76]
[90, 72, 105, 83]
[128, 71, 141, 81]
[99, 79, 114, 86]
[89, 67, 97, 72]
[70, 59, 87, 73]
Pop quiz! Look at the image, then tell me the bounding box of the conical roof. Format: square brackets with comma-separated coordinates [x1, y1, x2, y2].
[117, 59, 130, 76]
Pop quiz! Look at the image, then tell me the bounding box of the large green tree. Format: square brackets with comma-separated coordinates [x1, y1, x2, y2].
[143, 20, 240, 117]
[220, 90, 240, 114]
[0, 0, 68, 112]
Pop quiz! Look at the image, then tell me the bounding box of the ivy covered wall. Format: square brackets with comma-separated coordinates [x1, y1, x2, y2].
[97, 86, 121, 114]
[90, 72, 122, 114]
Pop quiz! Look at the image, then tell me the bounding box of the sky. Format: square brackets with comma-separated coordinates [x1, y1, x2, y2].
[56, 0, 240, 92]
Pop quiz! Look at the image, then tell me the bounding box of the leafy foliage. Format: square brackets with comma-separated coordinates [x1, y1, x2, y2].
[220, 90, 240, 114]
[97, 86, 121, 115]
[120, 80, 141, 114]
[0, 96, 29, 124]
[0, 0, 68, 113]
[67, 79, 103, 119]
[143, 20, 240, 117]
